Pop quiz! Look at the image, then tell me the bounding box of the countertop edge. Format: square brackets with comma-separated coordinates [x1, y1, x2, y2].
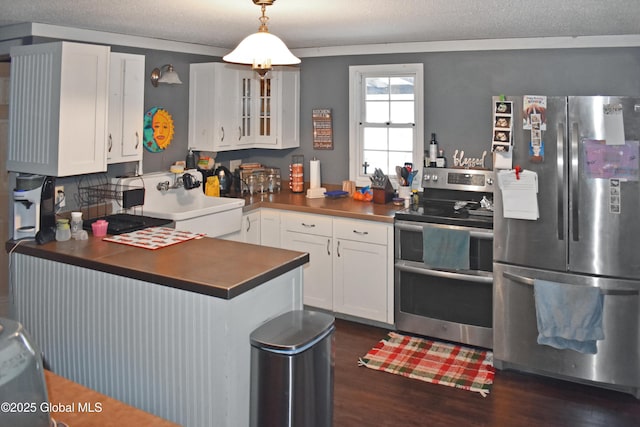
[6, 239, 309, 299]
[242, 198, 397, 223]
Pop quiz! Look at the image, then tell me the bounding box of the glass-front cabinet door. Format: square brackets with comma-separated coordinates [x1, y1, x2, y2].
[239, 71, 280, 147]
[238, 71, 253, 146]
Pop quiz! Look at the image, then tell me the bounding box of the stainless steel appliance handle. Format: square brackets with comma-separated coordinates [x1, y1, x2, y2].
[556, 122, 564, 241]
[571, 122, 580, 241]
[396, 261, 493, 284]
[394, 221, 493, 240]
[502, 271, 638, 296]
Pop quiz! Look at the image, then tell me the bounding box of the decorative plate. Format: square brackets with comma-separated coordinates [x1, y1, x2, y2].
[143, 107, 175, 152]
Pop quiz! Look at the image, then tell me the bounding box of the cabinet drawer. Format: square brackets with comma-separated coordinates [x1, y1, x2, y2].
[334, 218, 388, 245]
[281, 212, 332, 236]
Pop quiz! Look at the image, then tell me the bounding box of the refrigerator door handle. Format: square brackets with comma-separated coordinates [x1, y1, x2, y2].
[571, 122, 580, 241]
[502, 271, 639, 296]
[557, 122, 565, 241]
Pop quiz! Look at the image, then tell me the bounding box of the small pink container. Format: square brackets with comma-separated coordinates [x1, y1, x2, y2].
[91, 219, 109, 237]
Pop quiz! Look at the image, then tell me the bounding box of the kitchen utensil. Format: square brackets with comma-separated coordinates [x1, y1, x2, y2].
[407, 170, 419, 186]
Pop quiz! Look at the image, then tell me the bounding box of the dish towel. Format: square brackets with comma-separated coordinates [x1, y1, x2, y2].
[422, 226, 470, 270]
[533, 279, 604, 354]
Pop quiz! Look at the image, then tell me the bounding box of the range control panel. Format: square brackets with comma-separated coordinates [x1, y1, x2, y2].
[422, 168, 494, 192]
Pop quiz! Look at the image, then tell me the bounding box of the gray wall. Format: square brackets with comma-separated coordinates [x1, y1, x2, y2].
[232, 47, 640, 185]
[20, 39, 640, 202]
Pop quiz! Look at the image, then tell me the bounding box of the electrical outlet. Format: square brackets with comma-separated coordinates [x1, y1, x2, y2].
[229, 159, 242, 171]
[55, 185, 66, 208]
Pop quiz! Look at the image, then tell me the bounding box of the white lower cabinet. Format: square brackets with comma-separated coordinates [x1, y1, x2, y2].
[219, 207, 394, 324]
[241, 210, 261, 244]
[332, 218, 391, 323]
[280, 211, 393, 324]
[260, 209, 281, 248]
[281, 212, 334, 310]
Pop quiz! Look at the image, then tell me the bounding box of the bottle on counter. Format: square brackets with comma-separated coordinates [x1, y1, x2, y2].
[186, 149, 196, 170]
[55, 219, 71, 241]
[436, 149, 446, 168]
[429, 133, 438, 167]
[411, 189, 419, 207]
[70, 211, 83, 238]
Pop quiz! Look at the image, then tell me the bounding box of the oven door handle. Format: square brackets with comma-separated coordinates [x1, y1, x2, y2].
[396, 261, 493, 284]
[394, 222, 493, 240]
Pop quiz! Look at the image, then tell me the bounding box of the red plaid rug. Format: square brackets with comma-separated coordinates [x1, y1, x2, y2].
[358, 332, 495, 396]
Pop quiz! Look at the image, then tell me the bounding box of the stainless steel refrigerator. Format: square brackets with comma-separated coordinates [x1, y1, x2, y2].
[492, 96, 640, 398]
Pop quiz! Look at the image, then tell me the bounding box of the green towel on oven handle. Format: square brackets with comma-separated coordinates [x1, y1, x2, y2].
[422, 225, 470, 270]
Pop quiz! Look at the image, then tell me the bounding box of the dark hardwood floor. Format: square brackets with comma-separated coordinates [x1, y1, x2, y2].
[333, 319, 639, 427]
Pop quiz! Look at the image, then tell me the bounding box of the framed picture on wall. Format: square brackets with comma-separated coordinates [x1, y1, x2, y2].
[312, 108, 333, 150]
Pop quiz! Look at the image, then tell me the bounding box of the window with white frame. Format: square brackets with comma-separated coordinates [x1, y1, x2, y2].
[349, 64, 424, 188]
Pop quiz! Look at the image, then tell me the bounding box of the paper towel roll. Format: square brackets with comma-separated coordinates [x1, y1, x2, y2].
[310, 159, 321, 189]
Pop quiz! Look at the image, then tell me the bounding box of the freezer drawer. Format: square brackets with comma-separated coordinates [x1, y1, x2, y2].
[493, 262, 640, 398]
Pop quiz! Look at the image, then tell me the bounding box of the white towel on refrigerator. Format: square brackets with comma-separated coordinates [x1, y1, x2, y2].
[497, 169, 539, 220]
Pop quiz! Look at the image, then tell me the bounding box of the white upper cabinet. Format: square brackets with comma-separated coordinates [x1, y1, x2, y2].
[7, 42, 110, 176]
[107, 52, 144, 166]
[188, 62, 239, 152]
[189, 63, 299, 152]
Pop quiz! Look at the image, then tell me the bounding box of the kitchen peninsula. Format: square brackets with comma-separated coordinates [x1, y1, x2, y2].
[7, 236, 308, 427]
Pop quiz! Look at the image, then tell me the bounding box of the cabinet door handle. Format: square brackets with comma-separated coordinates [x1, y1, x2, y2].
[245, 216, 251, 232]
[301, 223, 316, 228]
[238, 126, 242, 141]
[221, 126, 225, 142]
[108, 134, 113, 152]
[353, 229, 368, 235]
[327, 239, 332, 256]
[336, 240, 341, 257]
[135, 131, 139, 149]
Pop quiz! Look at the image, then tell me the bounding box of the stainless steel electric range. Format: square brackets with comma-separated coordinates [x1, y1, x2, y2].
[394, 168, 495, 349]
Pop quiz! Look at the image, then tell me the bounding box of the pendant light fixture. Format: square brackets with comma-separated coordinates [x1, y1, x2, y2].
[223, 0, 300, 78]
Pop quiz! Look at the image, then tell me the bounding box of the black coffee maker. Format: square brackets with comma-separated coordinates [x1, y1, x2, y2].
[13, 175, 56, 243]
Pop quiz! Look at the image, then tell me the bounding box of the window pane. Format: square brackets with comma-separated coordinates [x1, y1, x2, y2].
[366, 77, 389, 99]
[390, 77, 414, 100]
[389, 151, 413, 171]
[390, 101, 414, 123]
[389, 128, 413, 151]
[363, 127, 388, 150]
[364, 150, 389, 175]
[366, 101, 389, 123]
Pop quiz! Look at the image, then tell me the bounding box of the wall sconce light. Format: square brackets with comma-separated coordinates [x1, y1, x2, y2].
[223, 0, 300, 78]
[150, 64, 183, 87]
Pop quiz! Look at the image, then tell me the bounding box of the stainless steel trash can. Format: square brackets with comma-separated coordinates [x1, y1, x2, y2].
[250, 310, 335, 427]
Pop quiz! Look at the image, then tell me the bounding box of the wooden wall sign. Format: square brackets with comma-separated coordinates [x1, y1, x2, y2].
[312, 108, 333, 150]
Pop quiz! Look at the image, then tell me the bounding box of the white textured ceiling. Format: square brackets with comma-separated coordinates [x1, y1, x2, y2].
[1, 0, 639, 49]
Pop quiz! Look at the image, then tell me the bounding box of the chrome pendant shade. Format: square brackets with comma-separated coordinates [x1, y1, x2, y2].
[223, 0, 300, 78]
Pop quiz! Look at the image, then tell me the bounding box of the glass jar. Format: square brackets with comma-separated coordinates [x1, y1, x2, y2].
[55, 219, 71, 242]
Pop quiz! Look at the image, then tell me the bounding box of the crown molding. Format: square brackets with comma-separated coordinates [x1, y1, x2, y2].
[0, 23, 227, 56]
[2, 22, 639, 59]
[292, 34, 640, 58]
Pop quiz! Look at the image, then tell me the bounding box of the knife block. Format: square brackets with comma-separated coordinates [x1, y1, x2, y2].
[372, 180, 394, 204]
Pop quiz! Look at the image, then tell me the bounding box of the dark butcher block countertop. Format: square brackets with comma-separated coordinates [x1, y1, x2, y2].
[6, 188, 401, 299]
[239, 188, 402, 222]
[7, 236, 308, 299]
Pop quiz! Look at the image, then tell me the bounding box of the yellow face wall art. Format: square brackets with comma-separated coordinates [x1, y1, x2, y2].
[143, 107, 175, 152]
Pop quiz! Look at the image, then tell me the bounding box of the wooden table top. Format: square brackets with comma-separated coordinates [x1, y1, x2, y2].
[45, 370, 180, 426]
